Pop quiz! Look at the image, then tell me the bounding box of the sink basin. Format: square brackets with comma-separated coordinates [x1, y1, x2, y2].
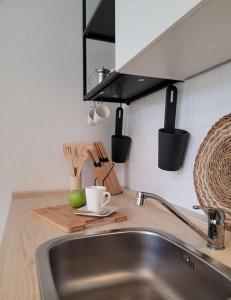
[36, 228, 231, 300]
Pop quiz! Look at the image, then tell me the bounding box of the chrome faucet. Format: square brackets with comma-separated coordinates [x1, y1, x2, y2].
[136, 192, 225, 250]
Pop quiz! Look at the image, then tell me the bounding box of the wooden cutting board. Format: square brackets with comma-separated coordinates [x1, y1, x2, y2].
[33, 204, 127, 233]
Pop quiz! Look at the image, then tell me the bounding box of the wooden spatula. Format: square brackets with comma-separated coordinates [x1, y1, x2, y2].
[76, 143, 90, 178]
[63, 143, 75, 176]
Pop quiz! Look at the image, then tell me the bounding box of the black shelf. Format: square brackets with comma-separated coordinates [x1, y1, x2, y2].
[82, 0, 178, 104]
[83, 0, 115, 43]
[84, 72, 178, 105]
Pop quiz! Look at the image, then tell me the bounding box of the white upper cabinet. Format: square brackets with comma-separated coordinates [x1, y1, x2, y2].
[115, 0, 231, 81]
[115, 0, 201, 71]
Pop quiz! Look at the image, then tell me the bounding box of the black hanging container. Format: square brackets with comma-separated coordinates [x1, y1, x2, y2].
[158, 85, 189, 171]
[112, 107, 131, 163]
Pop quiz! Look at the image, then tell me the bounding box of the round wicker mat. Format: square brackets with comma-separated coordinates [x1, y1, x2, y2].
[193, 113, 231, 231]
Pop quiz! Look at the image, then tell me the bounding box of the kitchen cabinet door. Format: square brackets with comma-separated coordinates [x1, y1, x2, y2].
[115, 0, 202, 70]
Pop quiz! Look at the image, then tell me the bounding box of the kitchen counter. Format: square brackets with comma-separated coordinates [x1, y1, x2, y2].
[0, 189, 231, 299]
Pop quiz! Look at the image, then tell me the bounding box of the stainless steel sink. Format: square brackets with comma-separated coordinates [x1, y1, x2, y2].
[36, 228, 231, 300]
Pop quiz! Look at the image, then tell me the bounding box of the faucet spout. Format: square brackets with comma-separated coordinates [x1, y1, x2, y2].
[136, 192, 225, 250]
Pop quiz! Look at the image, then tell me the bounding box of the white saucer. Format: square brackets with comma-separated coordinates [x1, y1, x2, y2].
[73, 206, 118, 217]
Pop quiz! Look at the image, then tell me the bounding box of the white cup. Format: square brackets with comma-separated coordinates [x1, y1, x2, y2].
[87, 107, 96, 126]
[85, 186, 111, 213]
[94, 103, 110, 124]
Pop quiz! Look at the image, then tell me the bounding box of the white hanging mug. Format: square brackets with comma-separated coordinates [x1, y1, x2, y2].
[85, 186, 111, 213]
[87, 105, 96, 126]
[94, 103, 110, 124]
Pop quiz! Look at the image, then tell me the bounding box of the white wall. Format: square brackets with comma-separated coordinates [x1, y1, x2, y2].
[0, 0, 120, 241]
[115, 0, 201, 70]
[126, 62, 231, 210]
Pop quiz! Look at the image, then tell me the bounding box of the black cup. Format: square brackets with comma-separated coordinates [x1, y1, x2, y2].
[158, 128, 189, 171]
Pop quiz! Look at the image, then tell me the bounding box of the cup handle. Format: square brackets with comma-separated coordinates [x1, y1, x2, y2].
[102, 192, 111, 208]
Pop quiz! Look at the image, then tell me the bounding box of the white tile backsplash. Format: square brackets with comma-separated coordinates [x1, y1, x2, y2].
[126, 62, 231, 210]
[191, 67, 222, 128]
[176, 79, 193, 129]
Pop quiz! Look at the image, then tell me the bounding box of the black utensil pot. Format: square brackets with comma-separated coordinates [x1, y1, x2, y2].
[158, 85, 189, 171]
[112, 107, 131, 163]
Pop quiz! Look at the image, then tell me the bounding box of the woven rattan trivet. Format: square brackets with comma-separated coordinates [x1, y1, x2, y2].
[193, 113, 231, 231]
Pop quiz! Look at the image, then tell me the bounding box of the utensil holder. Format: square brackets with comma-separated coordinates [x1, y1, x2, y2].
[158, 85, 189, 171]
[70, 175, 82, 191]
[158, 129, 189, 171]
[112, 136, 131, 163]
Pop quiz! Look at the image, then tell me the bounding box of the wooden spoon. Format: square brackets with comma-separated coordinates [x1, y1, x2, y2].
[76, 143, 90, 178]
[63, 143, 75, 176]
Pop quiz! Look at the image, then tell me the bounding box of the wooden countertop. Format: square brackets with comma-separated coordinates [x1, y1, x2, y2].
[0, 189, 231, 299]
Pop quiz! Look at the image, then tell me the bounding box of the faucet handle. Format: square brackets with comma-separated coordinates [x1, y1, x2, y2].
[193, 205, 226, 222]
[193, 204, 226, 250]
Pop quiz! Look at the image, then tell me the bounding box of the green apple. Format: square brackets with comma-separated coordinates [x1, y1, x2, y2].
[68, 190, 86, 208]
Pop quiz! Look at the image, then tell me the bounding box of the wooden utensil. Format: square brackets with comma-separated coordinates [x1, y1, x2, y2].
[33, 204, 127, 233]
[63, 143, 75, 176]
[76, 143, 90, 178]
